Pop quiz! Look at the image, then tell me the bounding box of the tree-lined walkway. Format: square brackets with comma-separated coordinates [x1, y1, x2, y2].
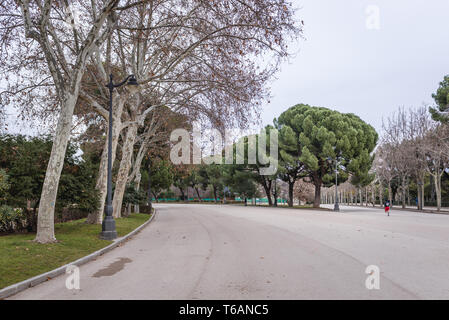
[10, 204, 449, 299]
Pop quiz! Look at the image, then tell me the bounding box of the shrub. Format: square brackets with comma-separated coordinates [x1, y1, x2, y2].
[0, 169, 9, 199]
[0, 205, 27, 233]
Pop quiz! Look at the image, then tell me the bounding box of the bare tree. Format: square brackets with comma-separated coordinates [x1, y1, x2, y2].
[382, 107, 420, 209]
[378, 106, 447, 211]
[407, 107, 434, 210]
[0, 0, 301, 237]
[0, 0, 125, 242]
[420, 125, 449, 211]
[374, 145, 396, 207]
[81, 0, 301, 220]
[293, 178, 314, 205]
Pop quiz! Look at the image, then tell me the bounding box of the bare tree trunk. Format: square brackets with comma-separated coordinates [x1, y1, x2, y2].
[401, 176, 407, 209]
[407, 181, 411, 207]
[273, 182, 278, 207]
[35, 94, 77, 243]
[430, 175, 436, 202]
[260, 178, 273, 206]
[433, 172, 442, 212]
[415, 173, 424, 210]
[365, 187, 368, 207]
[195, 187, 202, 202]
[152, 191, 159, 203]
[213, 186, 217, 203]
[22, 0, 119, 243]
[288, 181, 294, 207]
[313, 180, 321, 208]
[112, 123, 138, 218]
[87, 138, 109, 224]
[417, 180, 422, 210]
[420, 177, 425, 210]
[379, 183, 383, 206]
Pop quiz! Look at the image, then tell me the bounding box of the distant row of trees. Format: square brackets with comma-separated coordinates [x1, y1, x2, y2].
[373, 75, 449, 211]
[372, 109, 449, 211]
[322, 75, 449, 211]
[181, 76, 449, 210]
[147, 161, 258, 205]
[143, 104, 378, 208]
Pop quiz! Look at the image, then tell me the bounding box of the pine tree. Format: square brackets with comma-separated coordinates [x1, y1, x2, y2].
[276, 104, 378, 208]
[430, 75, 449, 123]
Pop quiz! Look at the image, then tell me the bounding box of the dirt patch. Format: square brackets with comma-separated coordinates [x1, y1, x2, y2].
[92, 257, 132, 278]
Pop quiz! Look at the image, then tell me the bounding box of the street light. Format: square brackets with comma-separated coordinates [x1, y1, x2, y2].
[334, 157, 340, 212]
[327, 152, 340, 212]
[147, 158, 152, 213]
[100, 74, 139, 240]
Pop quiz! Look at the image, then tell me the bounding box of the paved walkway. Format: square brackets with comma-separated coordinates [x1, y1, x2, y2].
[10, 204, 449, 299]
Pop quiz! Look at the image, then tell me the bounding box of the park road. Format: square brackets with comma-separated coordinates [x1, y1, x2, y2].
[9, 204, 449, 299]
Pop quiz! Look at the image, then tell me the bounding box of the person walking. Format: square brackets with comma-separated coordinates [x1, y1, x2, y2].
[384, 199, 391, 216]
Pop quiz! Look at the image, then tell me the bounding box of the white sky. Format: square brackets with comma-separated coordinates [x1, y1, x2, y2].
[261, 0, 449, 134]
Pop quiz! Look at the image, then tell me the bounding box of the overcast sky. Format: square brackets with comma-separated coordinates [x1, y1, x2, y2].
[261, 0, 449, 134]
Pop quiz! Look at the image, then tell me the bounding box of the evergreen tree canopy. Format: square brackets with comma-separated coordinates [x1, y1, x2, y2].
[0, 134, 99, 212]
[275, 104, 378, 207]
[224, 165, 258, 202]
[430, 75, 449, 123]
[150, 160, 174, 200]
[233, 129, 278, 206]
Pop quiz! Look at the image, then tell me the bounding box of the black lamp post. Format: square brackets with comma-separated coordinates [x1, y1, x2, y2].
[327, 153, 340, 212]
[100, 73, 139, 240]
[334, 157, 340, 212]
[147, 158, 152, 213]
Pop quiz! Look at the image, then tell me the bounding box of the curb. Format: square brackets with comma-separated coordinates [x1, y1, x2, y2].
[0, 210, 157, 299]
[344, 205, 449, 215]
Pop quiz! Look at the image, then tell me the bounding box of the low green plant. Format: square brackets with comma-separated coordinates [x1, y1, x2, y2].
[0, 205, 26, 233]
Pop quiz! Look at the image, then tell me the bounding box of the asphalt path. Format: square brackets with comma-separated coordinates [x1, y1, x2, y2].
[10, 204, 449, 299]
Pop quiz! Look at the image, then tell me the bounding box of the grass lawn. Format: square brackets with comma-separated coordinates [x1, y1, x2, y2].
[0, 213, 151, 290]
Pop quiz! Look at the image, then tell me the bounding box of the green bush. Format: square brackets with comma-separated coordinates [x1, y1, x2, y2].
[0, 169, 9, 199]
[159, 190, 175, 199]
[0, 134, 100, 213]
[0, 205, 27, 233]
